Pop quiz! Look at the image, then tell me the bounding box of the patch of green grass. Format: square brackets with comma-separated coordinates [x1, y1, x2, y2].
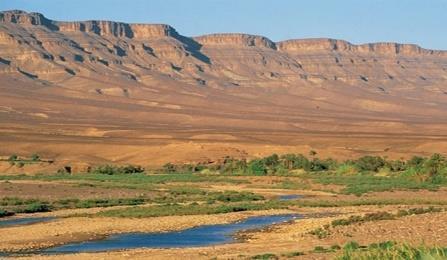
[331, 212, 395, 227]
[0, 197, 44, 206]
[309, 174, 443, 196]
[313, 246, 332, 253]
[97, 200, 289, 218]
[212, 191, 264, 202]
[275, 179, 311, 190]
[251, 253, 279, 260]
[337, 241, 447, 260]
[343, 241, 360, 251]
[308, 226, 331, 239]
[294, 198, 447, 208]
[0, 173, 248, 189]
[309, 208, 444, 239]
[0, 196, 151, 215]
[282, 251, 305, 257]
[72, 198, 146, 209]
[331, 207, 443, 228]
[15, 202, 50, 213]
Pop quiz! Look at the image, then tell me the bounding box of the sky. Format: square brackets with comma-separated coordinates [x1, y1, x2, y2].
[1, 0, 446, 50]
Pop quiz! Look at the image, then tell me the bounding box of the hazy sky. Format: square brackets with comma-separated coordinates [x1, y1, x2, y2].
[1, 0, 445, 50]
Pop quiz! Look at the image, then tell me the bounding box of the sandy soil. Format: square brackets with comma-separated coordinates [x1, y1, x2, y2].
[0, 180, 150, 200]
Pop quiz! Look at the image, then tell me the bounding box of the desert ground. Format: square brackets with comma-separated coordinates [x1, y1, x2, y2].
[1, 171, 447, 259]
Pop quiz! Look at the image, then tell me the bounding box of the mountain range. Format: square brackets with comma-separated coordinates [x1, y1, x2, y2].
[1, 10, 447, 169]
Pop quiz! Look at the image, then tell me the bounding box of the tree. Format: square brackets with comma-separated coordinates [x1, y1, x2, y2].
[423, 153, 446, 178]
[407, 156, 425, 168]
[162, 163, 176, 173]
[248, 159, 267, 175]
[8, 154, 18, 161]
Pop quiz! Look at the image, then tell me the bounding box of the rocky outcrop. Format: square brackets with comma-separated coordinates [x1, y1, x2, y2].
[57, 21, 133, 38]
[278, 38, 446, 57]
[130, 24, 178, 39]
[277, 38, 352, 52]
[195, 33, 276, 49]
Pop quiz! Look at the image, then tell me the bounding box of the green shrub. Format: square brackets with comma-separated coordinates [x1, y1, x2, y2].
[309, 227, 330, 239]
[368, 241, 396, 250]
[248, 159, 267, 175]
[354, 156, 386, 172]
[331, 245, 342, 250]
[121, 165, 145, 174]
[313, 246, 329, 253]
[343, 241, 360, 251]
[31, 153, 40, 161]
[332, 212, 394, 227]
[8, 154, 18, 161]
[337, 242, 447, 260]
[0, 209, 14, 217]
[251, 253, 278, 260]
[19, 202, 50, 213]
[424, 154, 446, 179]
[214, 191, 264, 202]
[92, 165, 145, 175]
[282, 251, 305, 257]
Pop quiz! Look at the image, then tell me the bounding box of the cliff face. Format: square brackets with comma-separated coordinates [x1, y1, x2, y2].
[195, 33, 277, 49]
[0, 10, 446, 114]
[1, 9, 445, 92]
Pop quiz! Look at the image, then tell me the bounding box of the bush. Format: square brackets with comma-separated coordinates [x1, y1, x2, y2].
[337, 242, 447, 260]
[121, 165, 144, 174]
[248, 159, 267, 175]
[31, 153, 40, 161]
[8, 154, 18, 161]
[309, 227, 330, 239]
[92, 165, 145, 175]
[332, 211, 394, 227]
[20, 202, 50, 213]
[280, 154, 310, 171]
[313, 246, 329, 253]
[354, 156, 386, 172]
[385, 160, 407, 172]
[162, 163, 176, 173]
[310, 158, 337, 172]
[214, 191, 264, 202]
[407, 156, 425, 168]
[423, 154, 446, 179]
[343, 241, 360, 251]
[282, 251, 305, 257]
[251, 253, 278, 260]
[0, 209, 14, 217]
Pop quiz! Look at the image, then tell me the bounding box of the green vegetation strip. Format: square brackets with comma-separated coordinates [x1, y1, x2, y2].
[97, 201, 289, 218]
[337, 241, 447, 260]
[309, 207, 444, 239]
[0, 189, 265, 218]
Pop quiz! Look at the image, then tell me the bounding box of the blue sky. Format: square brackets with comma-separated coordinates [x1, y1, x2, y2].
[1, 0, 445, 50]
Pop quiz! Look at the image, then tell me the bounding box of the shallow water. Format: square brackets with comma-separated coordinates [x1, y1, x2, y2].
[278, 194, 302, 201]
[0, 216, 55, 228]
[45, 214, 300, 253]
